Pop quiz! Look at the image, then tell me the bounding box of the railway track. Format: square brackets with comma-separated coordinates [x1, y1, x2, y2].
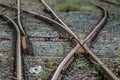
[32, 0, 119, 80]
[62, 52, 102, 80]
[0, 0, 119, 80]
[0, 1, 73, 79]
[0, 1, 72, 79]
[41, 1, 120, 80]
[18, 0, 73, 79]
[0, 14, 21, 79]
[0, 1, 82, 79]
[91, 0, 120, 79]
[43, 1, 119, 80]
[20, 10, 72, 80]
[58, 6, 108, 80]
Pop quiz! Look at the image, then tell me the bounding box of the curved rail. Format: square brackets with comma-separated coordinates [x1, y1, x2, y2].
[81, 5, 119, 80]
[17, 0, 28, 54]
[0, 3, 82, 46]
[81, 5, 108, 45]
[51, 40, 80, 80]
[0, 3, 119, 80]
[40, 0, 82, 44]
[0, 3, 81, 44]
[81, 6, 119, 80]
[0, 14, 22, 80]
[39, 1, 119, 80]
[0, 3, 82, 80]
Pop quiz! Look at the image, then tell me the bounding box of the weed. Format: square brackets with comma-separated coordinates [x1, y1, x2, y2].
[116, 48, 120, 55]
[45, 0, 98, 12]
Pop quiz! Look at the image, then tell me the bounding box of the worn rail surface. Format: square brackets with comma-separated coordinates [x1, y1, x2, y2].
[40, 0, 119, 80]
[0, 14, 22, 80]
[0, 1, 119, 80]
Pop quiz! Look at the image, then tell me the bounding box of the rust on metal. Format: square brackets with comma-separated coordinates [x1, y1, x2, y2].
[0, 14, 22, 80]
[29, 36, 67, 39]
[0, 2, 119, 80]
[0, 37, 11, 40]
[22, 36, 27, 50]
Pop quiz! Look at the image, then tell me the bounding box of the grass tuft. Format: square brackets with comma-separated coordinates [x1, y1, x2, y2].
[45, 0, 98, 12]
[116, 48, 120, 55]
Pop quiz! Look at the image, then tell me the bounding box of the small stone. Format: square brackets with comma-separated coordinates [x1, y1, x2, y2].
[92, 70, 98, 75]
[29, 66, 43, 74]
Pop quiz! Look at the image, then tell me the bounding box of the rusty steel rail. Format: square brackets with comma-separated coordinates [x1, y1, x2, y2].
[0, 3, 81, 45]
[0, 3, 82, 80]
[0, 14, 22, 80]
[0, 4, 82, 42]
[40, 0, 81, 44]
[40, 1, 119, 80]
[17, 0, 28, 53]
[52, 39, 80, 80]
[17, 0, 26, 36]
[81, 5, 119, 80]
[0, 2, 119, 80]
[81, 5, 108, 45]
[100, 0, 120, 5]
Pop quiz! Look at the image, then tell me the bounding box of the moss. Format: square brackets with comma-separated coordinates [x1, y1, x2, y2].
[41, 78, 47, 80]
[116, 48, 120, 55]
[109, 35, 114, 41]
[79, 65, 87, 70]
[74, 63, 87, 70]
[57, 0, 81, 11]
[57, 0, 96, 11]
[81, 6, 95, 11]
[45, 0, 99, 12]
[73, 59, 87, 70]
[42, 59, 57, 71]
[77, 47, 84, 53]
[40, 71, 48, 80]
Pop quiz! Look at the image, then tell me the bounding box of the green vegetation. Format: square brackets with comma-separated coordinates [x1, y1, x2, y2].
[56, 0, 95, 11]
[116, 48, 120, 55]
[73, 59, 87, 70]
[40, 71, 48, 80]
[98, 0, 120, 9]
[73, 62, 87, 70]
[38, 59, 58, 80]
[42, 59, 57, 71]
[45, 0, 99, 12]
[109, 35, 114, 41]
[77, 47, 84, 53]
